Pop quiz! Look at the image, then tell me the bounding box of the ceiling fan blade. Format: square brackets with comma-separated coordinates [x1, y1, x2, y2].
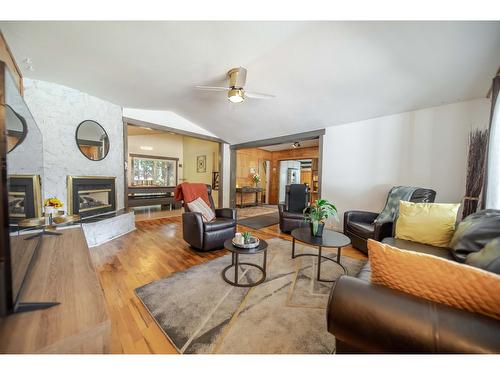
[245, 91, 276, 99]
[195, 86, 229, 92]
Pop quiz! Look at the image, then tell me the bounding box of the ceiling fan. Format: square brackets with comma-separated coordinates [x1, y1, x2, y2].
[195, 67, 275, 103]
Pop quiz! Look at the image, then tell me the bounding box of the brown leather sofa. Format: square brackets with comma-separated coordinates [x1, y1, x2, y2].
[182, 185, 236, 251]
[278, 184, 310, 233]
[327, 212, 500, 353]
[344, 187, 436, 253]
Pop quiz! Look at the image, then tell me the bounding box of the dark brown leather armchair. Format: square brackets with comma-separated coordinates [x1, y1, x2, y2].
[344, 187, 436, 253]
[182, 185, 236, 251]
[278, 184, 310, 233]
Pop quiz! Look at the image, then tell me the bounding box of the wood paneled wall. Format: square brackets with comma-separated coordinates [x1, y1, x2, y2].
[236, 148, 272, 204]
[236, 146, 319, 205]
[0, 32, 23, 95]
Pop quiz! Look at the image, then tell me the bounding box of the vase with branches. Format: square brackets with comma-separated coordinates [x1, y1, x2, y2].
[463, 129, 489, 219]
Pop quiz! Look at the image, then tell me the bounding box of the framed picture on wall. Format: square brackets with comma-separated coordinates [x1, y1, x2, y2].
[197, 155, 206, 173]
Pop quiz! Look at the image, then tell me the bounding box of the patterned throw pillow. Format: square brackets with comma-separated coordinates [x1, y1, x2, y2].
[187, 197, 215, 222]
[368, 239, 500, 320]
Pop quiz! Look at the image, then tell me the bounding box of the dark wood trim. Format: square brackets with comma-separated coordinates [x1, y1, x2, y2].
[318, 134, 323, 199]
[129, 154, 179, 188]
[123, 120, 128, 211]
[230, 129, 325, 150]
[124, 117, 226, 144]
[218, 142, 224, 208]
[230, 148, 237, 208]
[0, 32, 23, 96]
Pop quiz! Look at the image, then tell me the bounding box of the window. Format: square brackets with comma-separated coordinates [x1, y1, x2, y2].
[130, 154, 178, 187]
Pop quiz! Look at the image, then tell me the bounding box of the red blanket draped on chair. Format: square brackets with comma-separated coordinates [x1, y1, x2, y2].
[174, 182, 211, 206]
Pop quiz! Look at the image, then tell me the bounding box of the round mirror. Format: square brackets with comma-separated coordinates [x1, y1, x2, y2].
[76, 120, 110, 161]
[5, 104, 28, 153]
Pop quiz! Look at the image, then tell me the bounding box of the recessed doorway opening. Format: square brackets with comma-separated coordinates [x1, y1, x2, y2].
[230, 130, 324, 226]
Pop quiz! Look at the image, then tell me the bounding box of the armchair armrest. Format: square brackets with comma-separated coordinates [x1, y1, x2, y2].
[344, 210, 379, 224]
[373, 220, 394, 241]
[182, 212, 204, 249]
[215, 208, 236, 220]
[327, 276, 500, 353]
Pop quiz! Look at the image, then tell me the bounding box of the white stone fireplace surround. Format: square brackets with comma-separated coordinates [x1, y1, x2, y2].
[23, 79, 125, 210]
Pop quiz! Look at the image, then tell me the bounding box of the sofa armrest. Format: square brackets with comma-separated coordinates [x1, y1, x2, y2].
[215, 208, 236, 220]
[344, 210, 379, 224]
[182, 212, 204, 249]
[327, 276, 500, 353]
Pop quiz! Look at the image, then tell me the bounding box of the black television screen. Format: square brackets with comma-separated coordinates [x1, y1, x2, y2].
[0, 63, 45, 315]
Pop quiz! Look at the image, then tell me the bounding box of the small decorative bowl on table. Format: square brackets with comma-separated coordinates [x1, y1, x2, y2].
[231, 235, 260, 249]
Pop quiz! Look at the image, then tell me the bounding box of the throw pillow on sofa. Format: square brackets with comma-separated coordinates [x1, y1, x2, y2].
[187, 197, 215, 222]
[449, 209, 500, 262]
[368, 239, 500, 320]
[395, 201, 460, 247]
[466, 237, 500, 275]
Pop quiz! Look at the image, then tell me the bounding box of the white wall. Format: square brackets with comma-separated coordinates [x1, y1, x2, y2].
[222, 143, 231, 208]
[182, 137, 220, 206]
[321, 99, 491, 229]
[23, 79, 125, 210]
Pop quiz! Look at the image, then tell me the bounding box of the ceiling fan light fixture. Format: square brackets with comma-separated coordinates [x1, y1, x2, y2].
[228, 88, 245, 103]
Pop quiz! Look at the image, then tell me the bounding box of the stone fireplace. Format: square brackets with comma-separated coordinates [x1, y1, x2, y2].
[67, 176, 116, 218]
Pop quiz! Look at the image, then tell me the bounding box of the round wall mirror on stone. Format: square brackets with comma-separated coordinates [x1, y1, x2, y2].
[76, 120, 110, 161]
[5, 104, 28, 153]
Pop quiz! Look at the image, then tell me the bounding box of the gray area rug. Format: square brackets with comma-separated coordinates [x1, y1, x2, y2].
[237, 213, 279, 229]
[135, 238, 366, 354]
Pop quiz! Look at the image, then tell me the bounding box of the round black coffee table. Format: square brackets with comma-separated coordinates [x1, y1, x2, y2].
[222, 238, 268, 287]
[291, 227, 351, 282]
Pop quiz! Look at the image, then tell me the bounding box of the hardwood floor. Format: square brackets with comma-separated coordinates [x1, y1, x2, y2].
[90, 216, 366, 354]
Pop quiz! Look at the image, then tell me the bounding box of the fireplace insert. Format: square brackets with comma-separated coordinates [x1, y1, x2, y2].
[67, 176, 116, 218]
[7, 175, 42, 224]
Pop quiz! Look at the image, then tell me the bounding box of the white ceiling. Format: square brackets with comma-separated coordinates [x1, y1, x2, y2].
[1, 21, 499, 144]
[259, 139, 319, 152]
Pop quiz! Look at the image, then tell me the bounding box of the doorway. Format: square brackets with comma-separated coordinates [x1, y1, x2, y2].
[230, 130, 324, 211]
[122, 118, 226, 221]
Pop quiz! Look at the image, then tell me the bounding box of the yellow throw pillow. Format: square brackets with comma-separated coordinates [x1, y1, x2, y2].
[368, 239, 500, 320]
[395, 201, 460, 247]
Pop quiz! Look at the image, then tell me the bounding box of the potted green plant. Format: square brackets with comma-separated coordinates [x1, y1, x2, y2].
[303, 199, 337, 237]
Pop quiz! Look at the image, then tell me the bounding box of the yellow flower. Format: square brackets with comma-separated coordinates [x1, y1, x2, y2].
[44, 197, 63, 209]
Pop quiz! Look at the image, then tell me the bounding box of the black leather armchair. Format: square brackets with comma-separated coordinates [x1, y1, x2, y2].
[182, 185, 236, 251]
[278, 184, 310, 233]
[344, 187, 436, 253]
